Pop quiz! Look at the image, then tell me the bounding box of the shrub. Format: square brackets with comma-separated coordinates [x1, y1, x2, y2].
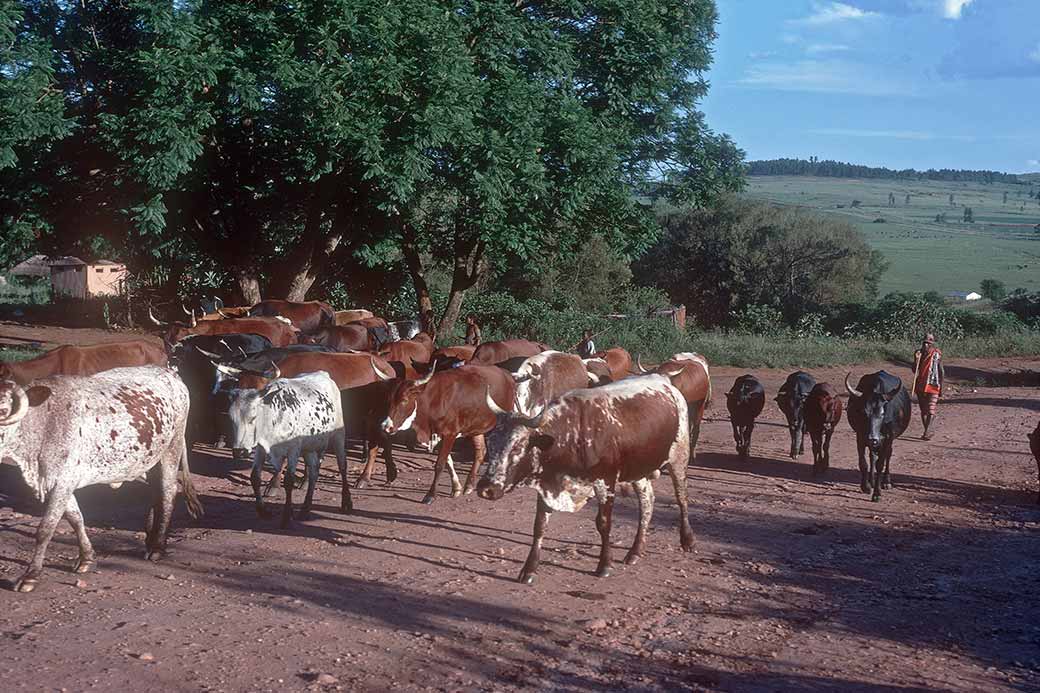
[730, 304, 785, 335]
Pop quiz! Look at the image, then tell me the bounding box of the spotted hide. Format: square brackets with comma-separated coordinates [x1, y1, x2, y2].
[477, 375, 692, 584]
[513, 351, 589, 417]
[227, 371, 348, 526]
[0, 366, 202, 593]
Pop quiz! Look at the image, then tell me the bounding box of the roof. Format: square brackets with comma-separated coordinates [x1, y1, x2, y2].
[947, 291, 982, 299]
[6, 255, 51, 276]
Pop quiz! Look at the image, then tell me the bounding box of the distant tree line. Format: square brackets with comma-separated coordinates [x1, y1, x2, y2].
[747, 158, 1024, 185]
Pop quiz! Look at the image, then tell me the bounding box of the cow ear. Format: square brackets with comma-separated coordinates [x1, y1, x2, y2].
[530, 434, 554, 451]
[26, 386, 51, 407]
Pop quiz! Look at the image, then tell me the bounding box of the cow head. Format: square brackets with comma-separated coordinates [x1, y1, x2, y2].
[0, 380, 50, 442]
[726, 376, 761, 408]
[512, 362, 540, 417]
[845, 372, 894, 450]
[775, 376, 812, 458]
[477, 390, 549, 501]
[376, 358, 433, 435]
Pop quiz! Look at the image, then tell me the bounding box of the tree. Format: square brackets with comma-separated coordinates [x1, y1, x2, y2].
[905, 193, 910, 205]
[979, 279, 1006, 301]
[635, 197, 886, 326]
[1003, 191, 1008, 204]
[963, 207, 974, 223]
[949, 193, 955, 206]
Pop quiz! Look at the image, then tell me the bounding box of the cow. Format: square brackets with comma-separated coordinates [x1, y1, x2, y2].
[0, 366, 203, 592]
[775, 371, 817, 459]
[149, 309, 297, 347]
[348, 317, 393, 350]
[432, 345, 476, 363]
[582, 358, 613, 386]
[380, 340, 434, 378]
[845, 371, 912, 502]
[377, 363, 516, 503]
[209, 344, 336, 396]
[248, 299, 335, 333]
[804, 383, 843, 477]
[169, 333, 274, 447]
[477, 375, 693, 584]
[341, 377, 400, 489]
[197, 305, 251, 321]
[1029, 422, 1040, 504]
[595, 347, 633, 381]
[513, 351, 590, 416]
[334, 309, 374, 326]
[227, 370, 348, 526]
[389, 319, 422, 341]
[220, 351, 396, 392]
[470, 339, 548, 366]
[299, 324, 372, 352]
[726, 375, 766, 460]
[636, 352, 711, 462]
[410, 331, 435, 353]
[0, 339, 168, 386]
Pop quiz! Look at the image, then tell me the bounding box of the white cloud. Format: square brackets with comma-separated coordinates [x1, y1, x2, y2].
[1028, 159, 1040, 167]
[738, 60, 908, 96]
[806, 43, 852, 55]
[942, 0, 974, 19]
[748, 51, 777, 60]
[809, 128, 975, 142]
[794, 2, 880, 26]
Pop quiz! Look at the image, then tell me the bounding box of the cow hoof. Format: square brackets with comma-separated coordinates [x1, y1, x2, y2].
[450, 487, 462, 499]
[871, 494, 881, 503]
[340, 500, 353, 514]
[354, 478, 369, 490]
[73, 558, 95, 574]
[146, 550, 165, 562]
[386, 466, 399, 484]
[13, 577, 38, 593]
[881, 481, 891, 490]
[518, 572, 536, 585]
[860, 483, 871, 494]
[623, 553, 641, 566]
[462, 485, 476, 496]
[594, 566, 612, 578]
[421, 494, 435, 505]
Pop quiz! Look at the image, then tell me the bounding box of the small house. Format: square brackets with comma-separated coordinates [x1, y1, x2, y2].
[946, 291, 982, 302]
[49, 257, 127, 299]
[6, 255, 52, 279]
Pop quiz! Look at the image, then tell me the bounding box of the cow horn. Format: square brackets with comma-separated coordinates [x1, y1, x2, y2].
[0, 382, 30, 427]
[237, 347, 248, 358]
[371, 357, 396, 381]
[415, 359, 437, 386]
[147, 307, 165, 326]
[660, 364, 686, 379]
[216, 307, 231, 318]
[215, 363, 243, 376]
[189, 309, 197, 328]
[635, 354, 649, 374]
[218, 339, 232, 352]
[513, 373, 532, 384]
[264, 360, 281, 380]
[195, 346, 225, 361]
[182, 303, 193, 317]
[844, 373, 862, 398]
[520, 405, 547, 429]
[485, 387, 510, 416]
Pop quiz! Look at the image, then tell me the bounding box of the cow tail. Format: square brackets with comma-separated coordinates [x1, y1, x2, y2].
[179, 446, 205, 519]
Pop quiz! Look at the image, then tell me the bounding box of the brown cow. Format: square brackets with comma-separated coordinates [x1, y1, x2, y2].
[335, 309, 374, 326]
[595, 347, 633, 381]
[300, 324, 371, 352]
[380, 340, 434, 378]
[513, 351, 589, 416]
[582, 358, 613, 386]
[231, 351, 395, 391]
[197, 306, 250, 320]
[1027, 421, 1039, 504]
[804, 383, 844, 477]
[0, 339, 168, 386]
[249, 299, 335, 333]
[432, 345, 476, 362]
[470, 339, 548, 365]
[150, 309, 297, 347]
[377, 364, 516, 503]
[477, 375, 692, 583]
[410, 332, 435, 352]
[636, 352, 711, 462]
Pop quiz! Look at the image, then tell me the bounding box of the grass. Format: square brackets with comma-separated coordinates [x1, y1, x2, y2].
[743, 176, 1040, 296]
[0, 346, 44, 363]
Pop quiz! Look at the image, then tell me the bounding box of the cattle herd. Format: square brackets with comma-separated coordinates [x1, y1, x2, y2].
[0, 298, 1037, 594]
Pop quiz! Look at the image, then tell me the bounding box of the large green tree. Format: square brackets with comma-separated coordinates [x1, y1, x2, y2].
[6, 1, 742, 336]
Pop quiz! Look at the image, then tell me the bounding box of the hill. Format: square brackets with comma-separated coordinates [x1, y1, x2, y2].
[742, 176, 1040, 295]
[746, 158, 1025, 185]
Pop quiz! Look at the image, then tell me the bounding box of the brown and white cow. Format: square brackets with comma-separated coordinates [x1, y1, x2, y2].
[513, 351, 589, 417]
[595, 347, 633, 381]
[150, 309, 297, 347]
[636, 352, 711, 462]
[470, 339, 548, 366]
[0, 366, 203, 592]
[477, 375, 692, 584]
[377, 363, 516, 503]
[0, 339, 168, 386]
[249, 299, 335, 333]
[300, 324, 372, 352]
[582, 358, 613, 386]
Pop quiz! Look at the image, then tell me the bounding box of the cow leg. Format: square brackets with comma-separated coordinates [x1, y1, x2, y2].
[880, 440, 893, 490]
[355, 438, 374, 490]
[870, 447, 882, 502]
[251, 451, 272, 518]
[13, 485, 74, 592]
[333, 433, 352, 513]
[788, 427, 799, 459]
[445, 454, 463, 498]
[822, 426, 834, 472]
[856, 438, 870, 494]
[810, 429, 824, 475]
[667, 448, 695, 552]
[281, 452, 299, 529]
[745, 423, 756, 459]
[264, 462, 283, 498]
[462, 434, 486, 495]
[688, 402, 706, 465]
[624, 478, 654, 565]
[593, 480, 616, 578]
[146, 452, 178, 562]
[422, 433, 458, 504]
[65, 494, 95, 574]
[383, 437, 398, 485]
[731, 421, 741, 454]
[798, 423, 807, 456]
[518, 496, 551, 585]
[298, 451, 320, 521]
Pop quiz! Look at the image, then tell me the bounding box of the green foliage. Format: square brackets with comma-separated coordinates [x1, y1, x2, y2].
[1003, 291, 1040, 327]
[636, 197, 882, 327]
[729, 304, 784, 335]
[0, 275, 50, 304]
[980, 279, 1007, 301]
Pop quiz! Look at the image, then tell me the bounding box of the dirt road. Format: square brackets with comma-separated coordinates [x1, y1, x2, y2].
[1, 356, 1038, 691]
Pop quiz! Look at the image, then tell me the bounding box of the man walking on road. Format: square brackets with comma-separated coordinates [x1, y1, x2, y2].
[913, 333, 944, 440]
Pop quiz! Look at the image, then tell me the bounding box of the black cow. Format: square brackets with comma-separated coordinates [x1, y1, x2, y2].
[776, 371, 816, 459]
[845, 371, 912, 502]
[726, 375, 766, 460]
[172, 333, 273, 447]
[1028, 422, 1039, 504]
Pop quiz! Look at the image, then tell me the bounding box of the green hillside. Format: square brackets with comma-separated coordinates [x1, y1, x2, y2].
[743, 176, 1040, 295]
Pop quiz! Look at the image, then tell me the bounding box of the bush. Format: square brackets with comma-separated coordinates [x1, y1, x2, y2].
[0, 275, 51, 305]
[729, 304, 785, 334]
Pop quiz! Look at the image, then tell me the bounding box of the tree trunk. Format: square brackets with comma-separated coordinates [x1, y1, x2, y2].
[235, 269, 262, 305]
[402, 229, 435, 335]
[271, 184, 344, 301]
[435, 235, 485, 343]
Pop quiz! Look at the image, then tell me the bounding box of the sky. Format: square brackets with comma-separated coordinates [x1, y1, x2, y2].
[699, 0, 1040, 173]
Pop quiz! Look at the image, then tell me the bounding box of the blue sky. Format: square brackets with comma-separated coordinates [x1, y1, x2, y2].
[699, 0, 1040, 173]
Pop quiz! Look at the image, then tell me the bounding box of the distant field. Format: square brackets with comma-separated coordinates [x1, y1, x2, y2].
[743, 176, 1040, 295]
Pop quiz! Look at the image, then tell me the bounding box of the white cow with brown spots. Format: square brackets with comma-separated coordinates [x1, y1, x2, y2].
[0, 366, 202, 593]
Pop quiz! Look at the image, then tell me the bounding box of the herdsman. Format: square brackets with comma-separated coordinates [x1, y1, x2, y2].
[912, 333, 944, 440]
[464, 314, 482, 346]
[576, 329, 597, 359]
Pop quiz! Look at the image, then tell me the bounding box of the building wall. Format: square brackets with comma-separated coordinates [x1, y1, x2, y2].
[85, 265, 126, 297]
[50, 266, 87, 299]
[50, 264, 126, 298]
